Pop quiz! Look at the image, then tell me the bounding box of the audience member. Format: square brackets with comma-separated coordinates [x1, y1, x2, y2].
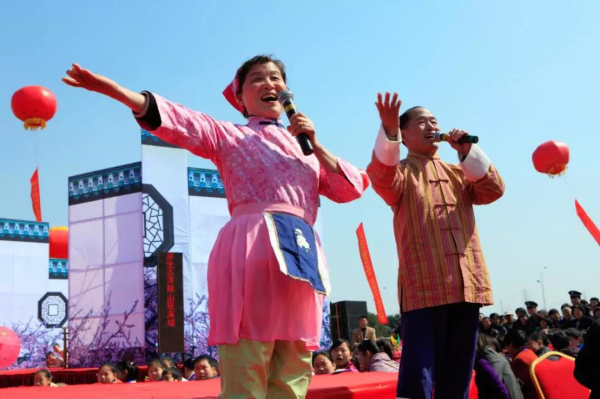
[33, 369, 58, 387]
[193, 355, 219, 380]
[356, 340, 399, 373]
[116, 360, 138, 383]
[312, 351, 335, 375]
[502, 312, 514, 331]
[161, 357, 176, 369]
[147, 359, 166, 382]
[474, 334, 523, 399]
[183, 357, 195, 380]
[45, 351, 63, 368]
[489, 313, 507, 337]
[330, 339, 358, 372]
[97, 363, 122, 384]
[527, 331, 550, 357]
[560, 306, 573, 328]
[548, 309, 561, 330]
[162, 367, 184, 382]
[351, 316, 376, 346]
[504, 330, 537, 399]
[571, 305, 594, 331]
[548, 331, 577, 358]
[480, 317, 498, 337]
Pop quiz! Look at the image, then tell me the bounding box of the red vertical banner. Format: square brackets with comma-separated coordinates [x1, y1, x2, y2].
[30, 168, 42, 222]
[575, 199, 600, 246]
[356, 223, 388, 324]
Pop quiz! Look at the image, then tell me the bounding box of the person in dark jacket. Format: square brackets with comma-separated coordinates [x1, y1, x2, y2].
[490, 313, 508, 337]
[548, 309, 562, 331]
[575, 318, 600, 398]
[475, 334, 523, 399]
[570, 305, 594, 331]
[505, 330, 537, 399]
[550, 331, 580, 358]
[527, 331, 550, 357]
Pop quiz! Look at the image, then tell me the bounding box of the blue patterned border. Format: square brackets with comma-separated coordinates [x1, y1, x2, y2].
[0, 219, 49, 243]
[141, 129, 180, 149]
[68, 162, 142, 205]
[188, 168, 226, 198]
[49, 258, 68, 280]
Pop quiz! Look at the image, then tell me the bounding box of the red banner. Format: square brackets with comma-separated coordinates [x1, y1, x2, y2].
[30, 168, 42, 222]
[356, 223, 388, 324]
[575, 199, 600, 246]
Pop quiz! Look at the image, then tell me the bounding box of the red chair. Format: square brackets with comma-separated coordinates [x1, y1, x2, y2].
[530, 351, 590, 399]
[469, 370, 478, 399]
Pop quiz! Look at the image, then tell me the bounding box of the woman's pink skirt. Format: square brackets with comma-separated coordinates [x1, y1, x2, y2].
[207, 202, 326, 351]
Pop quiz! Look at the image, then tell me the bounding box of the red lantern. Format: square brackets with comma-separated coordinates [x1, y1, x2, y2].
[11, 86, 57, 130]
[532, 140, 570, 176]
[0, 327, 21, 369]
[49, 226, 69, 259]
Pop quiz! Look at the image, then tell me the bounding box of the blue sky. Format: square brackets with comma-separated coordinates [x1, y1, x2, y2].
[1, 1, 598, 317]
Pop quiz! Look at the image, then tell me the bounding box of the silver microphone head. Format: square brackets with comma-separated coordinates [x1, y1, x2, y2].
[432, 132, 442, 142]
[277, 90, 294, 104]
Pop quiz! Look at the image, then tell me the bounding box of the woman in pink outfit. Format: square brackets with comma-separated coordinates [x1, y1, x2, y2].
[63, 55, 368, 398]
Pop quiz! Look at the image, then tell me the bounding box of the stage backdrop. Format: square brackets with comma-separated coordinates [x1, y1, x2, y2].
[64, 128, 332, 367]
[67, 164, 146, 367]
[0, 219, 69, 369]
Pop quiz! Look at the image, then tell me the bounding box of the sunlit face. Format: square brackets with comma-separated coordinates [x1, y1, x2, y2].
[312, 354, 335, 375]
[97, 366, 117, 384]
[401, 108, 440, 156]
[194, 360, 217, 380]
[359, 318, 368, 329]
[331, 343, 353, 368]
[148, 364, 164, 382]
[573, 307, 583, 319]
[527, 339, 543, 352]
[34, 372, 51, 386]
[563, 307, 572, 319]
[237, 62, 287, 119]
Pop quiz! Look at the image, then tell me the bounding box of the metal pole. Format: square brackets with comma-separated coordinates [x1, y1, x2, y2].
[540, 271, 547, 310]
[62, 326, 69, 369]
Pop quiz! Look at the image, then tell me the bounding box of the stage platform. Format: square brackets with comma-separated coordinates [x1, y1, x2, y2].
[1, 372, 401, 399]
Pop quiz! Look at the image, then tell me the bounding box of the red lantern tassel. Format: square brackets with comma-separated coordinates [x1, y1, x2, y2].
[356, 223, 388, 324]
[575, 199, 600, 246]
[30, 168, 42, 222]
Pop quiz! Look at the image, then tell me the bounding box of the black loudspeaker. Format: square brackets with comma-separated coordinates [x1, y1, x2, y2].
[330, 301, 368, 343]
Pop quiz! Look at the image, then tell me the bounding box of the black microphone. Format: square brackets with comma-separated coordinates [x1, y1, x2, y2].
[433, 132, 479, 144]
[277, 90, 314, 156]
